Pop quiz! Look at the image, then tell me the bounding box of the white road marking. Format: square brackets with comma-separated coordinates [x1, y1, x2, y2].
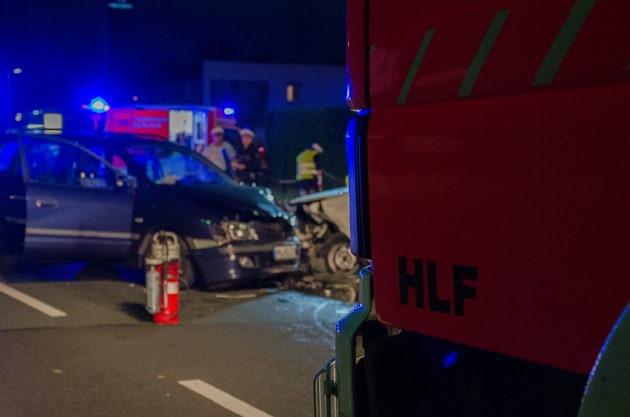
[0, 282, 67, 317]
[178, 379, 274, 417]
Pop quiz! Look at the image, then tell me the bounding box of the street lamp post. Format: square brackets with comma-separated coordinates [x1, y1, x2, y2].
[6, 68, 22, 131]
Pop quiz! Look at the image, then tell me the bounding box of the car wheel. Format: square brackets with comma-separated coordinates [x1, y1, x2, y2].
[145, 231, 197, 290]
[321, 233, 359, 274]
[0, 254, 17, 274]
[0, 225, 18, 274]
[177, 239, 197, 290]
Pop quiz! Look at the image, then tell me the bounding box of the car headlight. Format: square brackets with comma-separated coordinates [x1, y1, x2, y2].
[221, 221, 259, 242]
[191, 219, 259, 249]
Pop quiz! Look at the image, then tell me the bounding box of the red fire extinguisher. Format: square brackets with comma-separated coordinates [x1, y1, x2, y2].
[145, 231, 180, 325]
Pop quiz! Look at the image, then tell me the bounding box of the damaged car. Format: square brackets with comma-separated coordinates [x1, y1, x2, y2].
[290, 187, 365, 274]
[0, 130, 301, 289]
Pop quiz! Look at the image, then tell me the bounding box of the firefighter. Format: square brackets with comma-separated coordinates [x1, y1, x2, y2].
[296, 143, 324, 195]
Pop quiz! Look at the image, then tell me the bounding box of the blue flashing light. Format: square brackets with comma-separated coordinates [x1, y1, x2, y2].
[223, 107, 235, 116]
[442, 351, 458, 368]
[86, 96, 110, 114]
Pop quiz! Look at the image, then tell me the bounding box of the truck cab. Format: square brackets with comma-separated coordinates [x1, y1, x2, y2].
[315, 1, 630, 416]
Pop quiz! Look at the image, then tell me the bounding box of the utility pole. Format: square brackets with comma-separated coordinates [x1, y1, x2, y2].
[6, 68, 22, 131]
[99, 0, 108, 94]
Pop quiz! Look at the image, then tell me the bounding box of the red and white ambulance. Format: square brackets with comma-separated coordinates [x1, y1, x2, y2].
[104, 104, 239, 149]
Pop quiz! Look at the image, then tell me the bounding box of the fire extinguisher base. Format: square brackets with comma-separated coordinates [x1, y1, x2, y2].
[153, 312, 180, 325]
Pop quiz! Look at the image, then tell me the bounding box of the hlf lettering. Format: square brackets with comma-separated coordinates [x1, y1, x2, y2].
[399, 256, 477, 316]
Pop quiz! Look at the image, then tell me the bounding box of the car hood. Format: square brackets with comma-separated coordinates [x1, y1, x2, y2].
[162, 183, 291, 222]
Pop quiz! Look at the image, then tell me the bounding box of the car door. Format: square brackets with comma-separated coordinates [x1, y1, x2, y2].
[21, 136, 135, 260]
[0, 136, 26, 266]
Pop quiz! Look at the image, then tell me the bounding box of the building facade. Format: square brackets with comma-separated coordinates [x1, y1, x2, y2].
[201, 60, 346, 140]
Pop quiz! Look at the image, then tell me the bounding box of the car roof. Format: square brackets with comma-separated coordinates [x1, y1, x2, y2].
[3, 130, 187, 151]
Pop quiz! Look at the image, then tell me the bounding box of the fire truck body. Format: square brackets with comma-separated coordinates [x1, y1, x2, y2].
[316, 1, 630, 416]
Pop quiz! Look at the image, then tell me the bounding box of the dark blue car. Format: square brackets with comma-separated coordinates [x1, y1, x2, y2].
[0, 131, 301, 289]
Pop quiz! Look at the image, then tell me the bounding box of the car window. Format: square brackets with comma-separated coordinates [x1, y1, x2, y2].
[22, 137, 115, 189]
[0, 140, 18, 173]
[85, 144, 129, 177]
[125, 144, 230, 186]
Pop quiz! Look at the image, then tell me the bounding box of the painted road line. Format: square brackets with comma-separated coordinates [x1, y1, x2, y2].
[0, 282, 67, 317]
[178, 379, 274, 417]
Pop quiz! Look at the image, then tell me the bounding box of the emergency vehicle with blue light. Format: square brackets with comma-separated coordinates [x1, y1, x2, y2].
[103, 104, 239, 149]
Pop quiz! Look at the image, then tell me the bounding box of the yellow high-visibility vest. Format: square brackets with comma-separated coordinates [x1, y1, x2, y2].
[296, 149, 319, 180]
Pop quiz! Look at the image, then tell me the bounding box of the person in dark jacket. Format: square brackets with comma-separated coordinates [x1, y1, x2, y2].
[232, 128, 264, 185]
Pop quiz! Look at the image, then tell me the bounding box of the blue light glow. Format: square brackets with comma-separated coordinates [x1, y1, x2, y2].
[86, 96, 110, 114]
[584, 304, 630, 394]
[223, 107, 235, 116]
[442, 351, 458, 368]
[108, 0, 133, 10]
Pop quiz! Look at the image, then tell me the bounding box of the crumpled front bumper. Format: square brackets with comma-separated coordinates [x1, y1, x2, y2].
[190, 236, 301, 288]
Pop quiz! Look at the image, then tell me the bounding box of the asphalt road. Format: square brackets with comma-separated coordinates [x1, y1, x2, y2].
[0, 262, 355, 417]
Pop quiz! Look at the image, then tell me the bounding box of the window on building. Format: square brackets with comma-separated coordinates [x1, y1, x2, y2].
[286, 83, 300, 103]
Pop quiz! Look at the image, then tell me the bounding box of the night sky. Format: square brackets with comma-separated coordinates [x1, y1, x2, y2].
[0, 0, 345, 126]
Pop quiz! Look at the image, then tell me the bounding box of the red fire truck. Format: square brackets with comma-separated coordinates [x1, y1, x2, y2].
[314, 1, 630, 416]
[104, 104, 239, 148]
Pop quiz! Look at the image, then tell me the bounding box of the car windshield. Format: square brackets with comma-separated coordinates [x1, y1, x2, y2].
[125, 144, 231, 186]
